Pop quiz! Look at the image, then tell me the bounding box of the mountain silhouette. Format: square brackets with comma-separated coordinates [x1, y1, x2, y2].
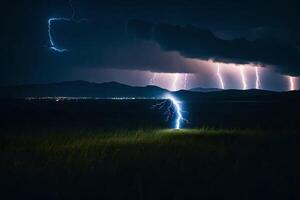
[1, 80, 300, 102]
[189, 87, 223, 92]
[0, 80, 168, 98]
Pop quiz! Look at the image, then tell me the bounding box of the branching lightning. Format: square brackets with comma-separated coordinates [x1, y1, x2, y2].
[152, 94, 187, 129]
[47, 0, 86, 52]
[289, 76, 295, 91]
[167, 95, 184, 129]
[255, 67, 261, 89]
[240, 66, 247, 90]
[217, 63, 225, 89]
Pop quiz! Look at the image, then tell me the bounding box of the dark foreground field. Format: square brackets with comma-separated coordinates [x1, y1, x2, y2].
[1, 98, 300, 199]
[1, 129, 300, 200]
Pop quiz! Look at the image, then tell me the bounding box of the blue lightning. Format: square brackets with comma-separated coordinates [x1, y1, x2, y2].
[152, 94, 187, 129]
[48, 17, 71, 52]
[165, 94, 184, 129]
[47, 0, 86, 52]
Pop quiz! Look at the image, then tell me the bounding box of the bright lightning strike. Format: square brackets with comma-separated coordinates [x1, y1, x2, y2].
[255, 67, 261, 89]
[217, 63, 225, 89]
[167, 95, 184, 129]
[289, 76, 295, 91]
[47, 0, 86, 53]
[48, 17, 71, 52]
[152, 94, 187, 129]
[240, 66, 247, 90]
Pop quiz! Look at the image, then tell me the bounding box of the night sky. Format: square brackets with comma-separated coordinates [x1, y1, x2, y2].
[1, 0, 300, 91]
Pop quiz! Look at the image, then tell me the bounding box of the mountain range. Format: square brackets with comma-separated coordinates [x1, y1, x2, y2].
[1, 80, 299, 102]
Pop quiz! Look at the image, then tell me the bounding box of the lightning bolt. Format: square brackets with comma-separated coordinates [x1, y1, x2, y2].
[217, 63, 225, 89]
[172, 73, 179, 91]
[149, 73, 157, 85]
[255, 67, 261, 89]
[240, 66, 247, 90]
[47, 0, 86, 52]
[289, 76, 295, 91]
[48, 17, 71, 52]
[152, 94, 187, 129]
[184, 74, 188, 90]
[166, 95, 184, 129]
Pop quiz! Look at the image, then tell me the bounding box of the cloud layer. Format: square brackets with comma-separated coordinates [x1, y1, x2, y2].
[128, 20, 300, 76]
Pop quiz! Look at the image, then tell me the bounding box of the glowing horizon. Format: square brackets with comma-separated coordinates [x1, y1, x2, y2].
[143, 62, 299, 91]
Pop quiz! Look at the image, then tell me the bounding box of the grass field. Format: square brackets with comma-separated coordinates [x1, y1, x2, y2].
[1, 128, 300, 199]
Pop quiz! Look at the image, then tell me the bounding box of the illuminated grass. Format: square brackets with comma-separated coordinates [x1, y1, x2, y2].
[0, 128, 283, 171]
[1, 128, 300, 199]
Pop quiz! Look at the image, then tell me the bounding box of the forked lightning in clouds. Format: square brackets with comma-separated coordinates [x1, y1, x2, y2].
[149, 73, 189, 90]
[217, 63, 225, 89]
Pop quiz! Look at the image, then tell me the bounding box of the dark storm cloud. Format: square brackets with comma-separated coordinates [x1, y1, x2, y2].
[245, 27, 299, 44]
[1, 0, 300, 89]
[127, 20, 300, 76]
